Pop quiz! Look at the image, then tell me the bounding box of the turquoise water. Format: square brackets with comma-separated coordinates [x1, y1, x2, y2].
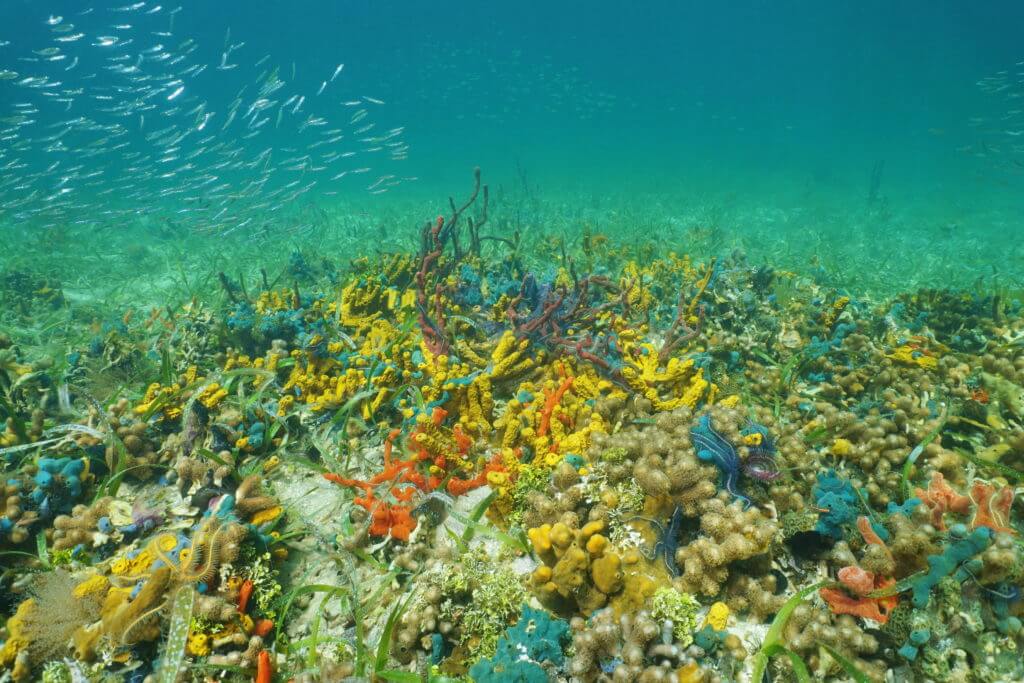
[2, 1, 1023, 293]
[4, 5, 1024, 682]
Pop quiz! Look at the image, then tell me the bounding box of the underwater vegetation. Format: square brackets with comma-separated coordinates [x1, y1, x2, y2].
[0, 168, 1023, 683]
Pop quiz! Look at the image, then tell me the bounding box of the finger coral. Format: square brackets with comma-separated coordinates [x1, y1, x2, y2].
[673, 493, 777, 597]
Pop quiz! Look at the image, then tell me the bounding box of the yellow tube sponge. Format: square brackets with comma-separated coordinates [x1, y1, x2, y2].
[101, 565, 172, 646]
[704, 601, 730, 631]
[591, 552, 623, 595]
[0, 599, 35, 670]
[546, 545, 589, 599]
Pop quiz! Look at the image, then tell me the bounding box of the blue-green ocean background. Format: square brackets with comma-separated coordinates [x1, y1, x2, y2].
[162, 0, 1024, 200]
[4, 0, 1024, 300]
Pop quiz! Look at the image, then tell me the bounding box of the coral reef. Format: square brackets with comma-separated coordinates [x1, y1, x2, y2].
[1, 171, 1022, 682]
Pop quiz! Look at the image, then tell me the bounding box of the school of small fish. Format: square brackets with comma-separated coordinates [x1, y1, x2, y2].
[965, 62, 1024, 174]
[0, 3, 414, 238]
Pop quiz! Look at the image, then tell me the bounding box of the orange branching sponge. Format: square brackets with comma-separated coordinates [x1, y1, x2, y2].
[237, 578, 254, 614]
[324, 428, 422, 542]
[446, 452, 506, 497]
[324, 429, 426, 494]
[969, 480, 1016, 534]
[820, 566, 898, 624]
[538, 375, 574, 439]
[915, 471, 971, 531]
[255, 649, 272, 683]
[322, 476, 418, 542]
[324, 414, 502, 541]
[366, 502, 417, 541]
[856, 516, 894, 564]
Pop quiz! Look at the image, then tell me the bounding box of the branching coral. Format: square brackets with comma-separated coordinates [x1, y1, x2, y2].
[589, 407, 718, 516]
[393, 552, 526, 666]
[673, 493, 777, 597]
[782, 603, 886, 681]
[567, 606, 713, 682]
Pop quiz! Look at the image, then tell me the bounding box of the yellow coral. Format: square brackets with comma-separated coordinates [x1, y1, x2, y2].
[677, 661, 706, 683]
[591, 552, 623, 594]
[586, 533, 608, 556]
[497, 363, 610, 466]
[0, 599, 35, 668]
[608, 550, 663, 616]
[530, 518, 624, 612]
[887, 345, 938, 370]
[196, 382, 228, 409]
[489, 331, 538, 380]
[133, 381, 184, 420]
[546, 545, 588, 597]
[131, 549, 156, 574]
[223, 351, 253, 371]
[73, 574, 109, 599]
[255, 288, 296, 314]
[620, 348, 712, 412]
[717, 394, 741, 408]
[831, 438, 854, 457]
[277, 394, 295, 416]
[822, 295, 850, 330]
[486, 470, 508, 487]
[528, 524, 554, 555]
[742, 432, 763, 447]
[337, 278, 387, 328]
[250, 505, 283, 526]
[461, 374, 494, 435]
[549, 522, 574, 551]
[187, 632, 211, 656]
[704, 601, 730, 631]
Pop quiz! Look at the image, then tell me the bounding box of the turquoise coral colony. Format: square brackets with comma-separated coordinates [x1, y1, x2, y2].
[1, 169, 1024, 682]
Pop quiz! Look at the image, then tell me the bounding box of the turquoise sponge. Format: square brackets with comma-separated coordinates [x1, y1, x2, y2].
[468, 605, 568, 682]
[813, 469, 858, 540]
[910, 524, 992, 608]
